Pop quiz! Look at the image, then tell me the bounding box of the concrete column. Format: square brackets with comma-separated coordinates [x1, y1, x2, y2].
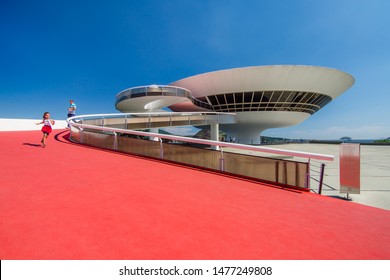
[210, 123, 219, 150]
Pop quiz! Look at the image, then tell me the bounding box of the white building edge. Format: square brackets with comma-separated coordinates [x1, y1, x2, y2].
[115, 65, 354, 144]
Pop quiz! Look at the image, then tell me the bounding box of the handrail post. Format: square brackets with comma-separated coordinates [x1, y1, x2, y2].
[80, 127, 84, 144]
[219, 147, 225, 171]
[113, 132, 118, 150]
[318, 163, 325, 194]
[305, 158, 311, 189]
[159, 138, 164, 159]
[283, 161, 287, 184]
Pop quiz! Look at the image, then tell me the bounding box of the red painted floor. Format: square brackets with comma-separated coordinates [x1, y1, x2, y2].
[0, 130, 389, 260]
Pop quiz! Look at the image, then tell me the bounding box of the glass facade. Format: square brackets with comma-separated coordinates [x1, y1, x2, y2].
[200, 91, 332, 114]
[116, 87, 332, 115]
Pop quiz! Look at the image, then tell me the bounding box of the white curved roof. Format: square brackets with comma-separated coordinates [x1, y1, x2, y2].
[170, 65, 354, 99]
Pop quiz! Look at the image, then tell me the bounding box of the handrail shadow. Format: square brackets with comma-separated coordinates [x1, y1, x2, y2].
[54, 130, 71, 143]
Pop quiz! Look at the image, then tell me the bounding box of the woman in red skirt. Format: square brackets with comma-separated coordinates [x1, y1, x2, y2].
[36, 112, 55, 147]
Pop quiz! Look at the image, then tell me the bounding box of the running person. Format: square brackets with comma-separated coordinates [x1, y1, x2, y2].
[36, 112, 55, 147]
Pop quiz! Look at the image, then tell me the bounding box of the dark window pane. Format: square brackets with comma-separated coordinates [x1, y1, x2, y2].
[208, 96, 218, 105]
[225, 93, 234, 103]
[234, 92, 243, 103]
[253, 92, 262, 102]
[132, 92, 146, 98]
[292, 92, 303, 103]
[217, 94, 226, 104]
[244, 92, 253, 103]
[270, 91, 280, 102]
[262, 92, 271, 102]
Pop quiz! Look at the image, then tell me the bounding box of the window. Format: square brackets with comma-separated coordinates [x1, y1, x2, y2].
[196, 91, 331, 115]
[225, 93, 234, 103]
[208, 95, 218, 105]
[244, 92, 253, 103]
[234, 92, 243, 103]
[252, 92, 262, 103]
[217, 94, 226, 105]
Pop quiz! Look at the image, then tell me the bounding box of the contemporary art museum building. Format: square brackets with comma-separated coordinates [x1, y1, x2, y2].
[115, 65, 354, 144]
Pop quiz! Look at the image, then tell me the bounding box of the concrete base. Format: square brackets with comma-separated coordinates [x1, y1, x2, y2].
[220, 124, 263, 144]
[220, 111, 310, 144]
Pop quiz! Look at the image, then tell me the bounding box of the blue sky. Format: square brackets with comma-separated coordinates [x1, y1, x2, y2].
[1, 0, 389, 139]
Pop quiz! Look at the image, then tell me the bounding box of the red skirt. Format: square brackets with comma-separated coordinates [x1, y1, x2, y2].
[41, 125, 52, 135]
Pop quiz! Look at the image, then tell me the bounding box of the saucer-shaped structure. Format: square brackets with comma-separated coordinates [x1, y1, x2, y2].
[116, 65, 354, 144]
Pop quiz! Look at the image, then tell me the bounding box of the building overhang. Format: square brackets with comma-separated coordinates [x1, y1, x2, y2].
[169, 65, 354, 99]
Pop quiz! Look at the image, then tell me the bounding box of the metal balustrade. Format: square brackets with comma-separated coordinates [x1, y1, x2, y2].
[115, 85, 213, 111]
[75, 112, 235, 129]
[67, 112, 334, 190]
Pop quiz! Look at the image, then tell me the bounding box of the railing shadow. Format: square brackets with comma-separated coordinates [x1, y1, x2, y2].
[54, 130, 71, 143]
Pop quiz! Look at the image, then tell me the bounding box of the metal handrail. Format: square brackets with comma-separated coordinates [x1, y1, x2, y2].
[115, 85, 214, 110]
[71, 111, 234, 118]
[67, 113, 334, 162]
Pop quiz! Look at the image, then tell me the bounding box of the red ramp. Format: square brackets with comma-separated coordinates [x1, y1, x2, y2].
[0, 130, 389, 259]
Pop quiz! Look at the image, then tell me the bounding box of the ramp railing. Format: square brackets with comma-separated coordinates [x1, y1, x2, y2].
[67, 112, 334, 190]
